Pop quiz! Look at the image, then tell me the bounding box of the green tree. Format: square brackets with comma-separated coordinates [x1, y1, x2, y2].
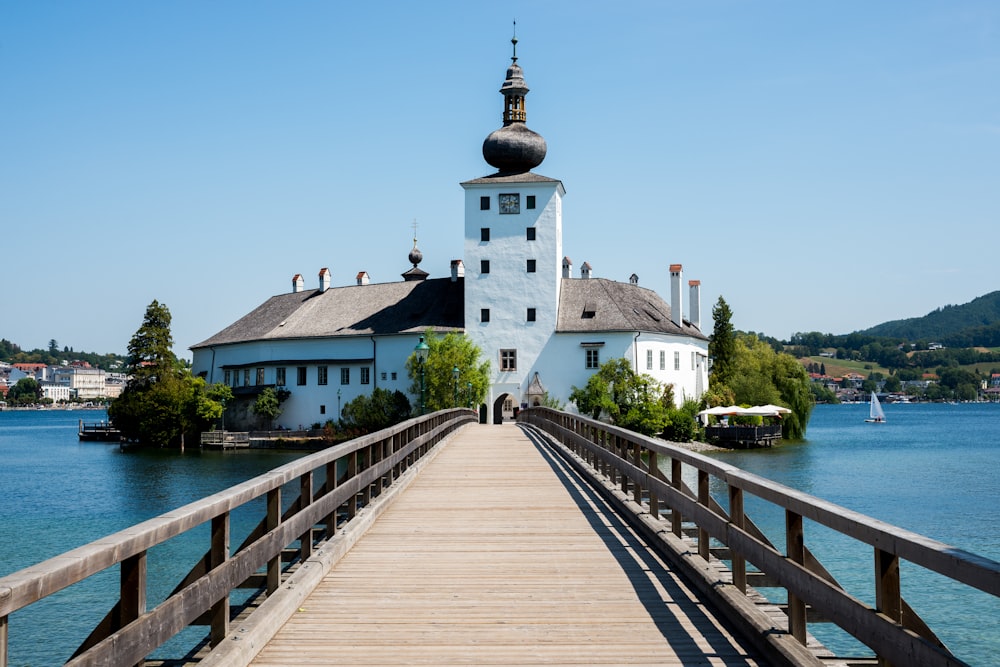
[109, 300, 227, 446]
[568, 358, 671, 436]
[8, 377, 41, 405]
[48, 339, 59, 355]
[710, 296, 736, 384]
[726, 335, 813, 439]
[406, 332, 490, 413]
[252, 387, 282, 429]
[339, 388, 412, 433]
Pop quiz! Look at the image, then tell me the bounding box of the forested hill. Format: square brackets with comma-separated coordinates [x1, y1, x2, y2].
[861, 291, 1000, 346]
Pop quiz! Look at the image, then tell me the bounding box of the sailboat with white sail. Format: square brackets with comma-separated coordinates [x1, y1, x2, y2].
[865, 392, 886, 423]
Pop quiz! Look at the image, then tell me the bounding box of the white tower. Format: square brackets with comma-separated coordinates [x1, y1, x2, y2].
[462, 34, 565, 423]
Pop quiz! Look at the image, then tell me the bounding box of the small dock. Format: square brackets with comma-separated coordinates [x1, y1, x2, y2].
[199, 430, 250, 449]
[77, 419, 121, 442]
[704, 424, 782, 448]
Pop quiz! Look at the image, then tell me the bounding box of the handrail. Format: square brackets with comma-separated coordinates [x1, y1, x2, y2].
[520, 407, 1000, 667]
[0, 408, 476, 666]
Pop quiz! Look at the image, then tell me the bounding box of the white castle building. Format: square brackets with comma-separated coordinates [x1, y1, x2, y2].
[190, 38, 709, 427]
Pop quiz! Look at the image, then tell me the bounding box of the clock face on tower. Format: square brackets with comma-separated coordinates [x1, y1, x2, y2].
[499, 193, 520, 214]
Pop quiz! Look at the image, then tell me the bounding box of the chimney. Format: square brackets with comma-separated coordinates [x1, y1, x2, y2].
[318, 267, 332, 293]
[292, 273, 304, 293]
[688, 280, 701, 330]
[562, 256, 573, 279]
[629, 273, 638, 285]
[356, 271, 370, 286]
[581, 261, 592, 280]
[669, 264, 683, 327]
[450, 259, 465, 282]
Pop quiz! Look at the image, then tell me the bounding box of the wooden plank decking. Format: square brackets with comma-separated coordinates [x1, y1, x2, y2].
[249, 424, 768, 666]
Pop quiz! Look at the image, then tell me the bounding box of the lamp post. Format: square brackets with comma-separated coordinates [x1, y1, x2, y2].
[452, 366, 460, 407]
[414, 336, 429, 414]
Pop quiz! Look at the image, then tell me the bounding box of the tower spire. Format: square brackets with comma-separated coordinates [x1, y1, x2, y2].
[511, 20, 518, 63]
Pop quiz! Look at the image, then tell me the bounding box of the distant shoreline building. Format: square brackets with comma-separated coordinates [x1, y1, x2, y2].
[190, 38, 709, 428]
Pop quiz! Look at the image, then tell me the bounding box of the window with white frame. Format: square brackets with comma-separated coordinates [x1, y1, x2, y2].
[276, 367, 286, 386]
[361, 368, 370, 385]
[500, 349, 517, 372]
[660, 350, 665, 370]
[586, 349, 600, 369]
[318, 366, 328, 386]
[646, 349, 653, 370]
[256, 368, 264, 385]
[340, 368, 350, 385]
[674, 351, 680, 370]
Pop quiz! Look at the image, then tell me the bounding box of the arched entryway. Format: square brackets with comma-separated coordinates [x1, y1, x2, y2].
[492, 393, 516, 424]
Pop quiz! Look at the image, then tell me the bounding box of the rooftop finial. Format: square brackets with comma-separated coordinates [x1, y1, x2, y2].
[511, 20, 518, 63]
[411, 218, 418, 248]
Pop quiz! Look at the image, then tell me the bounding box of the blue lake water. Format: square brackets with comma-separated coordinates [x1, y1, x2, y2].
[1, 405, 998, 665]
[706, 402, 1000, 665]
[0, 409, 304, 666]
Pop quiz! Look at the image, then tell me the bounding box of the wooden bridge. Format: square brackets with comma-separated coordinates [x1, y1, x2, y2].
[2, 408, 998, 666]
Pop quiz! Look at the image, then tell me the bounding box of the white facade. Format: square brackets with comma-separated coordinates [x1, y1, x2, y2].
[190, 43, 711, 428]
[462, 177, 566, 422]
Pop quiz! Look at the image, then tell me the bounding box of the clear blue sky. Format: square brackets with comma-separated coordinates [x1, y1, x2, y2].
[3, 1, 998, 359]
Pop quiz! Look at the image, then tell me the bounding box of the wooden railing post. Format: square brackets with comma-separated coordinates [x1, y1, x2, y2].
[876, 548, 902, 667]
[785, 510, 807, 644]
[1, 614, 9, 667]
[324, 460, 338, 539]
[120, 551, 147, 667]
[697, 470, 710, 561]
[300, 472, 313, 561]
[648, 451, 659, 519]
[671, 458, 683, 538]
[728, 485, 746, 593]
[209, 512, 230, 647]
[347, 451, 359, 520]
[266, 488, 281, 595]
[632, 442, 642, 504]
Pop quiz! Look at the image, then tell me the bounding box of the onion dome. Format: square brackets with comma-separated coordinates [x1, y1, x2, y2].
[402, 233, 428, 281]
[482, 32, 547, 174]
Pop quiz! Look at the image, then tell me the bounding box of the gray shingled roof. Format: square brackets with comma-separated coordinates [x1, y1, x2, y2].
[191, 278, 464, 349]
[557, 278, 708, 340]
[461, 171, 563, 186]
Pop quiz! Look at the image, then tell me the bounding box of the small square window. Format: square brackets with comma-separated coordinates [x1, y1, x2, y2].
[320, 405, 326, 415]
[500, 349, 517, 371]
[480, 196, 490, 210]
[481, 308, 490, 322]
[481, 260, 490, 274]
[381, 372, 387, 381]
[341, 368, 350, 385]
[526, 227, 536, 241]
[527, 308, 536, 322]
[526, 259, 536, 273]
[481, 228, 490, 242]
[526, 195, 536, 209]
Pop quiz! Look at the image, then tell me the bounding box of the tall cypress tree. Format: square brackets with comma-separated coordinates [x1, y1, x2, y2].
[710, 296, 736, 384]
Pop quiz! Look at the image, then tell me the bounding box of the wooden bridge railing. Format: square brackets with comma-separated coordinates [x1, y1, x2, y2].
[0, 408, 476, 667]
[520, 407, 1000, 667]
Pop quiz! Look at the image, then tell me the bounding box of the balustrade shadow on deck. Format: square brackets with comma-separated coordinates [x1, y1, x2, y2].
[519, 407, 1000, 667]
